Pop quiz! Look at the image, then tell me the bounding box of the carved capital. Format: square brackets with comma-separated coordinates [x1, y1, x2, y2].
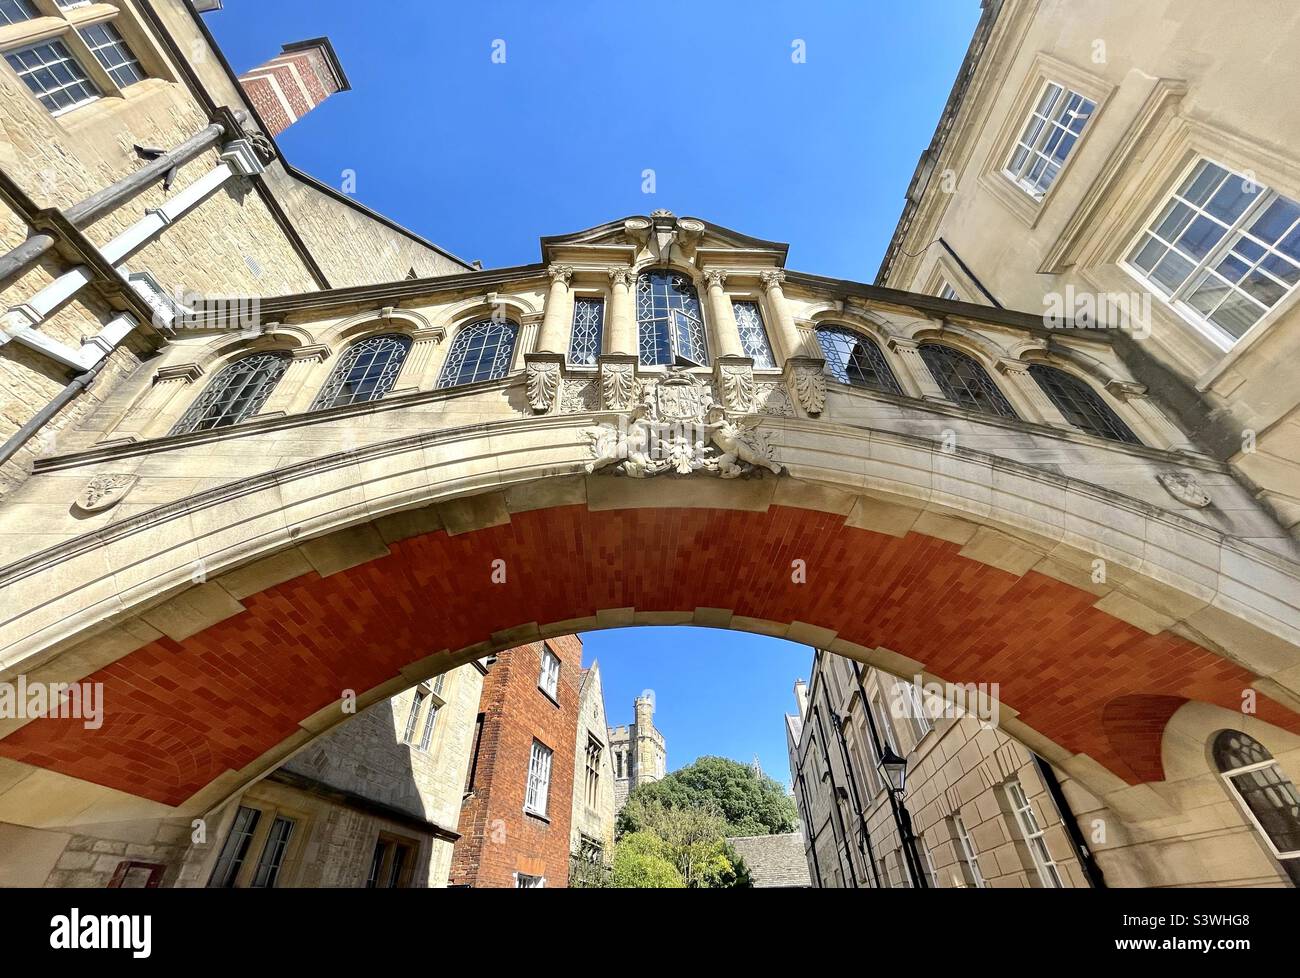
[701, 269, 729, 290]
[291, 343, 332, 363]
[547, 263, 575, 286]
[608, 265, 637, 288]
[759, 269, 787, 292]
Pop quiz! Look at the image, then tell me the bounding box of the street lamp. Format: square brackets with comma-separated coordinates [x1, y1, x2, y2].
[876, 745, 908, 795]
[875, 743, 928, 888]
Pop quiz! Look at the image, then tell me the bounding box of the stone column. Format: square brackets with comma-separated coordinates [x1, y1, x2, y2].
[701, 269, 743, 360]
[606, 266, 638, 356]
[109, 362, 203, 442]
[258, 343, 331, 416]
[886, 336, 952, 403]
[995, 358, 1071, 427]
[1105, 380, 1202, 453]
[761, 271, 827, 418]
[535, 263, 575, 355]
[399, 326, 447, 392]
[759, 270, 808, 363]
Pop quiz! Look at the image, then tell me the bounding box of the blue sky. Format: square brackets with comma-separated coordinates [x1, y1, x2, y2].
[208, 0, 979, 279]
[208, 1, 977, 783]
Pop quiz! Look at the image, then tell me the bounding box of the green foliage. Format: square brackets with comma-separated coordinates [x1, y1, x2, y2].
[617, 755, 797, 838]
[611, 831, 685, 888]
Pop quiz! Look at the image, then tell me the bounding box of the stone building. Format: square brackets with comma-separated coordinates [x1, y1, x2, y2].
[0, 0, 1298, 891]
[449, 637, 583, 887]
[609, 692, 667, 811]
[175, 661, 486, 888]
[788, 651, 1099, 888]
[569, 660, 616, 884]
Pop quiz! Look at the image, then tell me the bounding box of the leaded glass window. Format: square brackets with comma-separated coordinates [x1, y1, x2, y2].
[1214, 730, 1300, 885]
[5, 38, 100, 115]
[172, 352, 289, 435]
[312, 333, 411, 410]
[919, 344, 1018, 419]
[636, 270, 708, 366]
[732, 300, 776, 368]
[1125, 158, 1300, 344]
[1028, 364, 1140, 444]
[437, 319, 517, 388]
[815, 326, 902, 394]
[568, 297, 605, 366]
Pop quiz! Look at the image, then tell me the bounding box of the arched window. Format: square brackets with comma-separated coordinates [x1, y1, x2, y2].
[919, 344, 1019, 419]
[312, 333, 411, 410]
[437, 319, 518, 388]
[815, 326, 902, 394]
[171, 352, 289, 435]
[636, 269, 708, 367]
[1214, 729, 1300, 885]
[1027, 364, 1140, 444]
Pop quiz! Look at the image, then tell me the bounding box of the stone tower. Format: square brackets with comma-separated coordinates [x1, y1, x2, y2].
[608, 692, 667, 811]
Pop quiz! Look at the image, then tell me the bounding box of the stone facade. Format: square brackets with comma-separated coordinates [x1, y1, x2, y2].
[569, 661, 616, 882]
[609, 692, 667, 811]
[788, 651, 1097, 889]
[0, 0, 1298, 892]
[877, 0, 1300, 539]
[449, 637, 583, 887]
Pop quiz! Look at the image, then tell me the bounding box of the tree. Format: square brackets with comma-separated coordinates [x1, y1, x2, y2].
[615, 799, 753, 888]
[611, 831, 685, 888]
[617, 756, 798, 837]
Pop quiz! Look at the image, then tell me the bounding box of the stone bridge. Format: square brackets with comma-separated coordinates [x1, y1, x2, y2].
[1, 214, 1298, 885]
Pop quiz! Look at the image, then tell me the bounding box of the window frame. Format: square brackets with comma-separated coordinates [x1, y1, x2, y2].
[4, 36, 101, 116]
[170, 351, 290, 435]
[918, 343, 1020, 419]
[731, 297, 777, 369]
[979, 54, 1112, 228]
[951, 813, 986, 888]
[524, 739, 554, 818]
[0, 2, 162, 119]
[311, 332, 412, 410]
[538, 644, 561, 701]
[436, 317, 519, 388]
[1213, 730, 1300, 871]
[1119, 154, 1300, 351]
[584, 733, 603, 808]
[567, 293, 606, 368]
[635, 268, 709, 368]
[1006, 779, 1065, 888]
[814, 324, 903, 395]
[1027, 362, 1142, 444]
[1001, 79, 1097, 201]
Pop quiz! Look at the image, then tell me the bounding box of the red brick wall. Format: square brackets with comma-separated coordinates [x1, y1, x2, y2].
[449, 636, 583, 887]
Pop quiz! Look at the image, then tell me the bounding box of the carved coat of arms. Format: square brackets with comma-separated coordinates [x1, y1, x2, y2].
[74, 473, 138, 512]
[584, 369, 783, 479]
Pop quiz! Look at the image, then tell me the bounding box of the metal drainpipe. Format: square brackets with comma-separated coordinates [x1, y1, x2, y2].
[850, 658, 928, 888]
[815, 651, 881, 888]
[0, 355, 109, 467]
[828, 708, 883, 888]
[794, 767, 824, 888]
[1033, 754, 1107, 888]
[810, 700, 860, 888]
[0, 120, 238, 284]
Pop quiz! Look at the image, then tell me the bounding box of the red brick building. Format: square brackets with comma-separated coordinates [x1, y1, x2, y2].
[449, 636, 583, 887]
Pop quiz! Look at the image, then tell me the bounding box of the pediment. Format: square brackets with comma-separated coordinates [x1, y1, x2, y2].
[541, 211, 788, 267]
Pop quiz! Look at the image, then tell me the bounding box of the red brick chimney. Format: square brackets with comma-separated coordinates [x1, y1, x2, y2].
[238, 37, 351, 137]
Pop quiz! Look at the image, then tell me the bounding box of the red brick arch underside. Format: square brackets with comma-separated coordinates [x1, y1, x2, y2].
[1, 503, 1295, 806]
